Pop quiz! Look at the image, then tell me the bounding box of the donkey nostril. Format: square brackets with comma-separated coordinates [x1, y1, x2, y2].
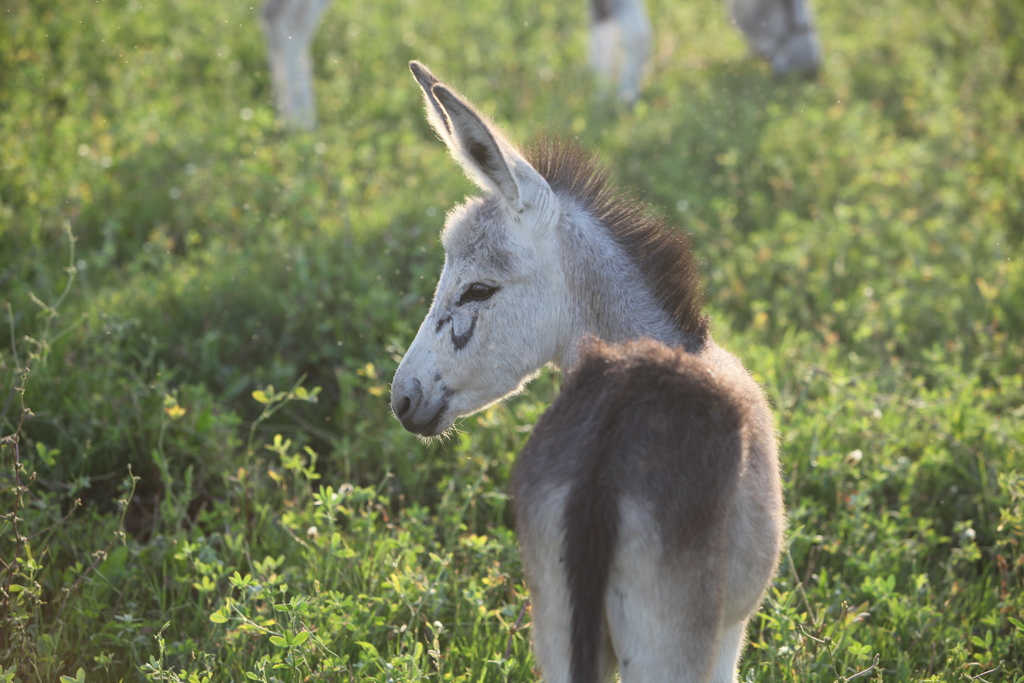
[397, 396, 412, 419]
[393, 378, 422, 423]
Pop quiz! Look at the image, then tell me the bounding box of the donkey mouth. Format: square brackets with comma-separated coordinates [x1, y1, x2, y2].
[400, 402, 448, 437]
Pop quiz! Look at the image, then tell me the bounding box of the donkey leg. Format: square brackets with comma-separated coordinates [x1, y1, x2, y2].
[613, 0, 652, 104]
[260, 0, 333, 129]
[517, 484, 616, 683]
[589, 0, 651, 103]
[524, 549, 572, 683]
[589, 0, 621, 88]
[528, 566, 616, 683]
[605, 499, 727, 683]
[709, 619, 748, 683]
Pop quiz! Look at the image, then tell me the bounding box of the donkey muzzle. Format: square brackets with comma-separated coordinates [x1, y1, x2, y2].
[391, 376, 451, 436]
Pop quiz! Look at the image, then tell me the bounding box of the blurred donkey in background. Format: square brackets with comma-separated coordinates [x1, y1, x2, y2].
[590, 0, 822, 103]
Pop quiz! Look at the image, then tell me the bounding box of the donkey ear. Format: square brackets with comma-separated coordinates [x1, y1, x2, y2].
[430, 84, 522, 210]
[409, 61, 453, 143]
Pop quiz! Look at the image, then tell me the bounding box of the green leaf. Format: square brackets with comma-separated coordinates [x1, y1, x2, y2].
[252, 390, 269, 404]
[269, 635, 289, 647]
[209, 610, 228, 624]
[229, 571, 253, 589]
[1009, 616, 1024, 632]
[291, 630, 310, 647]
[245, 673, 258, 680]
[36, 441, 58, 467]
[356, 641, 380, 658]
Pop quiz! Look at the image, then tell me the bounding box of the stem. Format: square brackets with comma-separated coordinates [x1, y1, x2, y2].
[0, 435, 23, 644]
[245, 373, 310, 460]
[504, 598, 529, 659]
[846, 653, 881, 682]
[0, 303, 21, 439]
[57, 466, 139, 620]
[786, 547, 817, 624]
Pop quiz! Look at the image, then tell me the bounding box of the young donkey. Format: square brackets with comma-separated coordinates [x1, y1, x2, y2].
[390, 62, 784, 683]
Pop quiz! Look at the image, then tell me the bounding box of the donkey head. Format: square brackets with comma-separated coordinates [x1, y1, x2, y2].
[390, 62, 564, 437]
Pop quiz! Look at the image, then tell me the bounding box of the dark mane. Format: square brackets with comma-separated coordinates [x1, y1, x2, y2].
[524, 137, 709, 344]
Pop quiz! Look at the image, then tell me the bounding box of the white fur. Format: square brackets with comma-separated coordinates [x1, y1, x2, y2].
[606, 498, 723, 683]
[514, 483, 578, 683]
[260, 0, 333, 129]
[711, 622, 750, 683]
[389, 113, 565, 434]
[589, 0, 653, 104]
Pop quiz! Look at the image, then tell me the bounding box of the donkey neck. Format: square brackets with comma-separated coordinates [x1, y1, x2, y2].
[552, 199, 704, 371]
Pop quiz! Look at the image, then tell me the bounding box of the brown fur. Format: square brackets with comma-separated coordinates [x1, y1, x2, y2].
[525, 137, 710, 345]
[513, 337, 757, 683]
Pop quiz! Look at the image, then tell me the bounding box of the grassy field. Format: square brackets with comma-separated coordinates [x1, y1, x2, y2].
[2, 0, 1023, 680]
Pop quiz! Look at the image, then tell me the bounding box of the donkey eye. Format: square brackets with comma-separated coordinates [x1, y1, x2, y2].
[458, 283, 498, 305]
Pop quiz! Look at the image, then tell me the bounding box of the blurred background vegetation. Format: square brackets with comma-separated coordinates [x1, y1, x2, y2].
[1, 0, 1022, 680]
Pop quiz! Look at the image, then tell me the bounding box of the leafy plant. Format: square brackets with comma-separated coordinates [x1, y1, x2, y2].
[2, 0, 1022, 679]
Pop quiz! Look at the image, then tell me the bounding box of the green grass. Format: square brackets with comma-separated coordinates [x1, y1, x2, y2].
[1, 0, 1022, 680]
